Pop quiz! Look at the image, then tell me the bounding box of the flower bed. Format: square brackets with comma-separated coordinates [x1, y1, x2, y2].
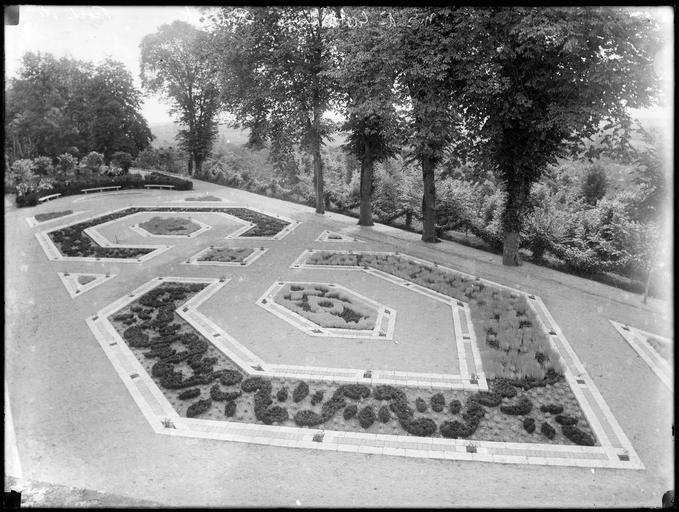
[198, 247, 255, 263]
[185, 195, 222, 202]
[273, 283, 378, 330]
[108, 280, 596, 446]
[34, 210, 73, 222]
[138, 216, 201, 235]
[47, 207, 291, 258]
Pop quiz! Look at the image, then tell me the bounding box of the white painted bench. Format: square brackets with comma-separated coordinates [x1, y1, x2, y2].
[81, 186, 122, 194]
[38, 193, 62, 203]
[144, 184, 175, 190]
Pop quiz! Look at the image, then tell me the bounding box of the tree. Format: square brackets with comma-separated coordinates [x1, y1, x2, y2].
[455, 7, 661, 265]
[332, 7, 399, 226]
[111, 151, 133, 173]
[140, 21, 221, 175]
[581, 165, 608, 205]
[210, 7, 339, 214]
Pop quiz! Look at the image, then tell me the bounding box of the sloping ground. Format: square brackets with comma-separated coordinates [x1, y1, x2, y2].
[4, 182, 673, 507]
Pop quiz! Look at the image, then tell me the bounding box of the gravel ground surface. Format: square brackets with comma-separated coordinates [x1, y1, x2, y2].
[4, 181, 673, 507]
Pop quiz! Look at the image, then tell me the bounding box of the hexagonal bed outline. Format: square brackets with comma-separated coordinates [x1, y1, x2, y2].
[34, 205, 300, 264]
[85, 270, 643, 468]
[257, 281, 397, 340]
[181, 245, 269, 267]
[129, 214, 213, 238]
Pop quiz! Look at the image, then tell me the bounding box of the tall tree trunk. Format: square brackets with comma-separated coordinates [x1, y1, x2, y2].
[358, 144, 374, 226]
[421, 155, 438, 242]
[312, 132, 324, 214]
[502, 178, 528, 266]
[194, 155, 203, 175]
[187, 158, 193, 176]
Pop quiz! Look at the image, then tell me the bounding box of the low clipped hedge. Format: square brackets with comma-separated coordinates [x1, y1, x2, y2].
[430, 393, 445, 412]
[225, 400, 237, 417]
[491, 378, 518, 398]
[541, 421, 556, 439]
[540, 404, 564, 415]
[220, 369, 244, 386]
[342, 384, 371, 400]
[343, 404, 358, 420]
[186, 398, 212, 418]
[554, 414, 578, 426]
[177, 388, 201, 400]
[440, 420, 470, 439]
[499, 396, 533, 415]
[293, 381, 310, 403]
[320, 389, 346, 421]
[276, 386, 289, 402]
[378, 405, 391, 423]
[358, 406, 376, 429]
[310, 390, 324, 406]
[294, 410, 324, 427]
[449, 400, 462, 415]
[400, 417, 437, 437]
[562, 425, 595, 446]
[261, 405, 289, 425]
[415, 397, 428, 413]
[471, 391, 502, 407]
[241, 376, 268, 393]
[210, 384, 241, 402]
[373, 385, 404, 401]
[523, 417, 536, 433]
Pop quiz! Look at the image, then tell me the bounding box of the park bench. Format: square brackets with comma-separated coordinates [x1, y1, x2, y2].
[81, 186, 122, 194]
[38, 193, 62, 203]
[144, 184, 175, 190]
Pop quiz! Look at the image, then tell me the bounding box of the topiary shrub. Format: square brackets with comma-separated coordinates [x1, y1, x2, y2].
[294, 410, 324, 427]
[241, 376, 268, 392]
[320, 390, 346, 421]
[389, 399, 414, 420]
[261, 405, 288, 425]
[440, 420, 471, 439]
[224, 400, 236, 417]
[123, 325, 149, 347]
[177, 388, 201, 400]
[491, 378, 518, 398]
[415, 397, 428, 413]
[151, 361, 173, 378]
[430, 393, 445, 412]
[562, 425, 595, 446]
[186, 398, 212, 418]
[470, 391, 502, 407]
[293, 381, 309, 403]
[401, 417, 437, 437]
[358, 406, 376, 429]
[342, 384, 371, 400]
[220, 369, 244, 386]
[310, 390, 324, 406]
[343, 404, 358, 420]
[523, 417, 536, 433]
[554, 414, 578, 426]
[378, 405, 391, 423]
[276, 386, 289, 402]
[540, 404, 564, 415]
[500, 396, 533, 415]
[373, 385, 404, 401]
[541, 421, 556, 440]
[210, 384, 242, 401]
[449, 400, 462, 415]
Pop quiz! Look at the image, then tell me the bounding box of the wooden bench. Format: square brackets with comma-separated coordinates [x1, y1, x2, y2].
[144, 184, 175, 190]
[38, 193, 62, 203]
[81, 186, 122, 194]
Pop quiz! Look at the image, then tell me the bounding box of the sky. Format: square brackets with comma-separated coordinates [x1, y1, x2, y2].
[4, 5, 674, 127]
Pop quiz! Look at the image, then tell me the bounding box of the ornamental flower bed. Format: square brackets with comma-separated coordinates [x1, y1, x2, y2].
[138, 216, 201, 235]
[34, 210, 73, 222]
[47, 207, 291, 258]
[199, 247, 255, 263]
[274, 283, 378, 330]
[108, 280, 596, 446]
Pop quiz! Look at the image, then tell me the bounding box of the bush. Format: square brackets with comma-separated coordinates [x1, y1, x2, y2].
[449, 400, 462, 415]
[415, 397, 428, 413]
[373, 385, 405, 401]
[554, 414, 578, 426]
[430, 393, 445, 412]
[293, 381, 309, 403]
[225, 400, 237, 417]
[186, 398, 212, 418]
[541, 421, 556, 440]
[500, 396, 533, 415]
[320, 390, 346, 421]
[378, 405, 391, 423]
[401, 417, 437, 437]
[310, 390, 324, 406]
[220, 369, 243, 386]
[470, 391, 502, 407]
[523, 417, 536, 433]
[539, 404, 564, 415]
[241, 377, 268, 393]
[151, 361, 173, 378]
[358, 406, 376, 429]
[261, 405, 289, 425]
[293, 410, 324, 427]
[111, 151, 133, 173]
[81, 151, 104, 172]
[177, 388, 201, 400]
[276, 386, 289, 402]
[210, 384, 242, 402]
[440, 420, 471, 439]
[343, 404, 358, 420]
[562, 425, 595, 446]
[341, 384, 371, 400]
[491, 378, 518, 398]
[16, 190, 40, 207]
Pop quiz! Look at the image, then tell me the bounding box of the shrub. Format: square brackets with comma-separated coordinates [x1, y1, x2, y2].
[440, 420, 471, 439]
[373, 385, 405, 401]
[415, 397, 428, 413]
[430, 393, 445, 412]
[343, 404, 358, 420]
[500, 396, 533, 415]
[341, 384, 371, 400]
[276, 386, 289, 402]
[401, 417, 437, 437]
[491, 378, 518, 398]
[224, 400, 237, 417]
[210, 384, 242, 402]
[111, 151, 133, 173]
[261, 405, 289, 425]
[378, 405, 391, 423]
[293, 381, 309, 403]
[186, 398, 212, 418]
[81, 151, 104, 172]
[540, 404, 564, 415]
[122, 326, 149, 347]
[358, 406, 376, 429]
[177, 388, 201, 400]
[320, 391, 346, 421]
[555, 414, 578, 426]
[310, 390, 324, 406]
[470, 391, 502, 407]
[562, 425, 595, 446]
[220, 369, 243, 386]
[293, 410, 324, 427]
[151, 361, 173, 378]
[523, 417, 536, 433]
[389, 400, 414, 420]
[541, 421, 556, 440]
[241, 377, 268, 392]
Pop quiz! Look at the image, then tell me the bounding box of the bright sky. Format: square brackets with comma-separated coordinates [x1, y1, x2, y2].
[4, 5, 674, 127]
